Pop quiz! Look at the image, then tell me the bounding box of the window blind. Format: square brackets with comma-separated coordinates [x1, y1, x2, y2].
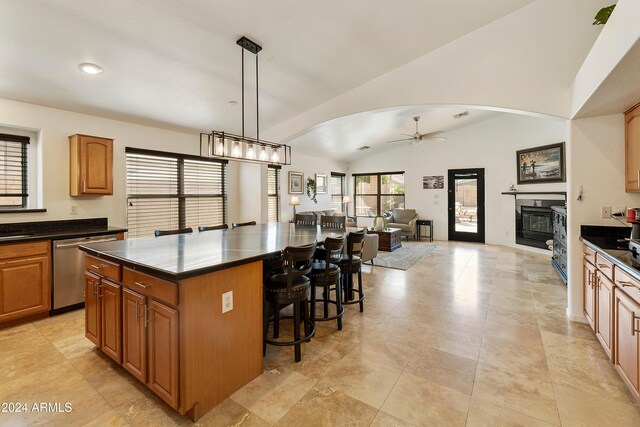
[330, 173, 344, 212]
[268, 165, 280, 222]
[126, 148, 227, 238]
[0, 133, 29, 208]
[354, 171, 405, 216]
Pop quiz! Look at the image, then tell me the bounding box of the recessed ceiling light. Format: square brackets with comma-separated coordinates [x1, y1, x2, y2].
[79, 63, 103, 75]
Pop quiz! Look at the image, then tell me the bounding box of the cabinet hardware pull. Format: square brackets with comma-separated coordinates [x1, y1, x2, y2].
[134, 281, 149, 289]
[587, 271, 593, 288]
[135, 300, 142, 322]
[83, 180, 86, 192]
[617, 280, 633, 285]
[144, 304, 150, 328]
[97, 283, 103, 298]
[92, 281, 98, 298]
[637, 170, 639, 187]
[632, 313, 640, 336]
[597, 264, 610, 269]
[91, 264, 107, 269]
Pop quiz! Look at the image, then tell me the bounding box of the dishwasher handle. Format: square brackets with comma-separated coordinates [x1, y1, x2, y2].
[54, 237, 118, 248]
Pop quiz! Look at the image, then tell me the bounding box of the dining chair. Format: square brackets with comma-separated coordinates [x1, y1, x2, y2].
[198, 224, 228, 232]
[295, 214, 316, 226]
[320, 215, 345, 229]
[232, 221, 257, 228]
[154, 227, 193, 237]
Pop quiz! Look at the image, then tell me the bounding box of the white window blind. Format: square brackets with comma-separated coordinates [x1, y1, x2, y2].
[354, 172, 405, 216]
[268, 166, 280, 222]
[0, 133, 29, 208]
[126, 148, 227, 238]
[330, 173, 344, 212]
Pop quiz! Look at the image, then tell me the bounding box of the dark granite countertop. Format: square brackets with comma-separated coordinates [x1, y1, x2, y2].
[79, 223, 361, 281]
[580, 225, 640, 281]
[0, 218, 127, 244]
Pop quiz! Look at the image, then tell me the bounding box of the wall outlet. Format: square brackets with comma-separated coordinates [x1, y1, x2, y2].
[70, 205, 78, 215]
[222, 291, 233, 313]
[601, 206, 611, 218]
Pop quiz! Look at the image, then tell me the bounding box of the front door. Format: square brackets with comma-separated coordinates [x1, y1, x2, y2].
[448, 168, 485, 243]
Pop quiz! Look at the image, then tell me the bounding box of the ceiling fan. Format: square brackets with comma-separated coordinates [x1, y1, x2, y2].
[385, 116, 446, 145]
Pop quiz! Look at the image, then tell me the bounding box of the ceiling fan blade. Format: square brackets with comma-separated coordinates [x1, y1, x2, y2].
[385, 138, 412, 144]
[419, 130, 445, 139]
[421, 136, 447, 141]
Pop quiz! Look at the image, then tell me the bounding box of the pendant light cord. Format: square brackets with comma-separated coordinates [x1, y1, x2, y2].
[241, 48, 245, 138]
[256, 54, 259, 142]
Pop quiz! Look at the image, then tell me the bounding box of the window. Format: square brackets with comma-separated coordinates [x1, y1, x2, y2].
[268, 165, 281, 222]
[354, 172, 405, 216]
[330, 172, 345, 212]
[0, 133, 29, 208]
[126, 148, 227, 238]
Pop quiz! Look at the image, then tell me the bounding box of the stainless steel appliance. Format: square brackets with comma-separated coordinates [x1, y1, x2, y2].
[52, 234, 118, 313]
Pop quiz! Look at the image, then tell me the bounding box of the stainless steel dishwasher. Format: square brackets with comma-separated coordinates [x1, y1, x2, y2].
[52, 234, 119, 314]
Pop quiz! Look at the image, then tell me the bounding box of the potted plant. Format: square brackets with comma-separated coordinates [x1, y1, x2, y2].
[306, 177, 318, 204]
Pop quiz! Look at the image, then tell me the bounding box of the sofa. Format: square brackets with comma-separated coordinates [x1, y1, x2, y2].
[386, 208, 419, 241]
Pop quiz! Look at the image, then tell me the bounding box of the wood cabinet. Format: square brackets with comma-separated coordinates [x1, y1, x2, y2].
[583, 259, 596, 329]
[596, 271, 614, 359]
[69, 134, 113, 196]
[123, 288, 147, 383]
[147, 299, 179, 409]
[83, 260, 122, 364]
[614, 286, 640, 400]
[0, 241, 50, 324]
[625, 103, 640, 192]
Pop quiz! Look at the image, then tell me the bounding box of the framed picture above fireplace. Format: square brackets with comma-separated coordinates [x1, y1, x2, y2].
[516, 142, 565, 184]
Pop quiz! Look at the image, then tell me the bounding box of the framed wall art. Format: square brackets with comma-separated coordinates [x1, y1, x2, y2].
[516, 142, 565, 184]
[289, 171, 304, 194]
[423, 175, 444, 189]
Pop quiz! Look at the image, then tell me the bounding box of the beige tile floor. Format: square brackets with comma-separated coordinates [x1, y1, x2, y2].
[1, 241, 640, 426]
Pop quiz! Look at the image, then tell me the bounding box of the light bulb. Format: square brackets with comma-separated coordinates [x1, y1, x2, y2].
[271, 148, 279, 163]
[232, 141, 241, 157]
[259, 146, 268, 161]
[215, 138, 224, 155]
[246, 144, 255, 159]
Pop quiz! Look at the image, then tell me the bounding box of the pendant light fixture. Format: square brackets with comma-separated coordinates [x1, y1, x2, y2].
[200, 36, 291, 165]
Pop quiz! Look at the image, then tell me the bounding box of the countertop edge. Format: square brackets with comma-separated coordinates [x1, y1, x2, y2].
[0, 227, 128, 244]
[580, 237, 640, 281]
[79, 245, 274, 281]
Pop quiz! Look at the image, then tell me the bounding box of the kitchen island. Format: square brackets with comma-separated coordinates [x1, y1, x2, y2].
[79, 223, 357, 421]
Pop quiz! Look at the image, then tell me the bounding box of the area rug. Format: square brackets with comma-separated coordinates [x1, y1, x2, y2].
[373, 241, 437, 270]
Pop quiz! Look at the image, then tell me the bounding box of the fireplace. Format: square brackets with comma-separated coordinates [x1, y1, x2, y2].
[515, 199, 562, 249]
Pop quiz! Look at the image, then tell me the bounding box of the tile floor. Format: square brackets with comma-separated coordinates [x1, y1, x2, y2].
[1, 242, 640, 426]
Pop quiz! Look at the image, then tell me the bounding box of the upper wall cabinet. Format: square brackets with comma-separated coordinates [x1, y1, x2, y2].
[69, 134, 113, 196]
[625, 103, 640, 192]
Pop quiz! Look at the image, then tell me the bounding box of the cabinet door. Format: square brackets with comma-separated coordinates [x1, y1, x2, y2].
[147, 300, 179, 409]
[595, 272, 613, 359]
[84, 272, 101, 346]
[122, 288, 146, 383]
[0, 255, 50, 322]
[626, 105, 640, 192]
[615, 289, 640, 394]
[79, 136, 113, 195]
[583, 261, 596, 330]
[100, 279, 122, 364]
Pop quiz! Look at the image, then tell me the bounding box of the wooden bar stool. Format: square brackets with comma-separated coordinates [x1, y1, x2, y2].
[198, 224, 228, 231]
[310, 236, 345, 330]
[232, 221, 256, 228]
[295, 214, 316, 226]
[338, 230, 366, 312]
[263, 241, 316, 362]
[320, 215, 345, 229]
[154, 227, 193, 237]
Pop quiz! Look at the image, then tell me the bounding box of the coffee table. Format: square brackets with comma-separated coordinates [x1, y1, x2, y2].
[368, 227, 402, 252]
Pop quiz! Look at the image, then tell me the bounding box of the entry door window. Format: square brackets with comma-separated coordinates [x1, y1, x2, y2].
[454, 178, 478, 233]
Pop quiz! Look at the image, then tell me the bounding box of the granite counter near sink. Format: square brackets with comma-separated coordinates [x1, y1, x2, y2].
[0, 217, 127, 243]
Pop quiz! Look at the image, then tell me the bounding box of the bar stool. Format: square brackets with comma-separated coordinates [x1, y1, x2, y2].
[232, 221, 256, 228]
[310, 236, 345, 330]
[320, 215, 345, 229]
[338, 230, 366, 312]
[263, 241, 316, 362]
[198, 224, 228, 231]
[154, 227, 193, 237]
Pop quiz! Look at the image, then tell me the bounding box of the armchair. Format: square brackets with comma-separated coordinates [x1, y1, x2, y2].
[386, 208, 418, 241]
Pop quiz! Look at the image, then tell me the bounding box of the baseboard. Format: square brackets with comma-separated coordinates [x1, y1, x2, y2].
[566, 306, 587, 323]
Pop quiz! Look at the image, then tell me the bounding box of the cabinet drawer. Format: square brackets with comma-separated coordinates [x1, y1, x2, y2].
[595, 255, 614, 281]
[123, 268, 178, 306]
[583, 244, 596, 266]
[85, 255, 121, 281]
[615, 267, 640, 305]
[0, 240, 49, 260]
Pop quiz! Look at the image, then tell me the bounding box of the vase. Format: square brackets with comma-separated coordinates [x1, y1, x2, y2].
[375, 217, 384, 231]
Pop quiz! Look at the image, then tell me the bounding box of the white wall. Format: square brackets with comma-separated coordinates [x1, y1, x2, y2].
[347, 113, 567, 245]
[566, 114, 640, 320]
[280, 152, 347, 222]
[0, 97, 241, 227]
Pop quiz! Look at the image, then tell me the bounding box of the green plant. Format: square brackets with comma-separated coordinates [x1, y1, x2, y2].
[306, 177, 318, 204]
[593, 4, 615, 25]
